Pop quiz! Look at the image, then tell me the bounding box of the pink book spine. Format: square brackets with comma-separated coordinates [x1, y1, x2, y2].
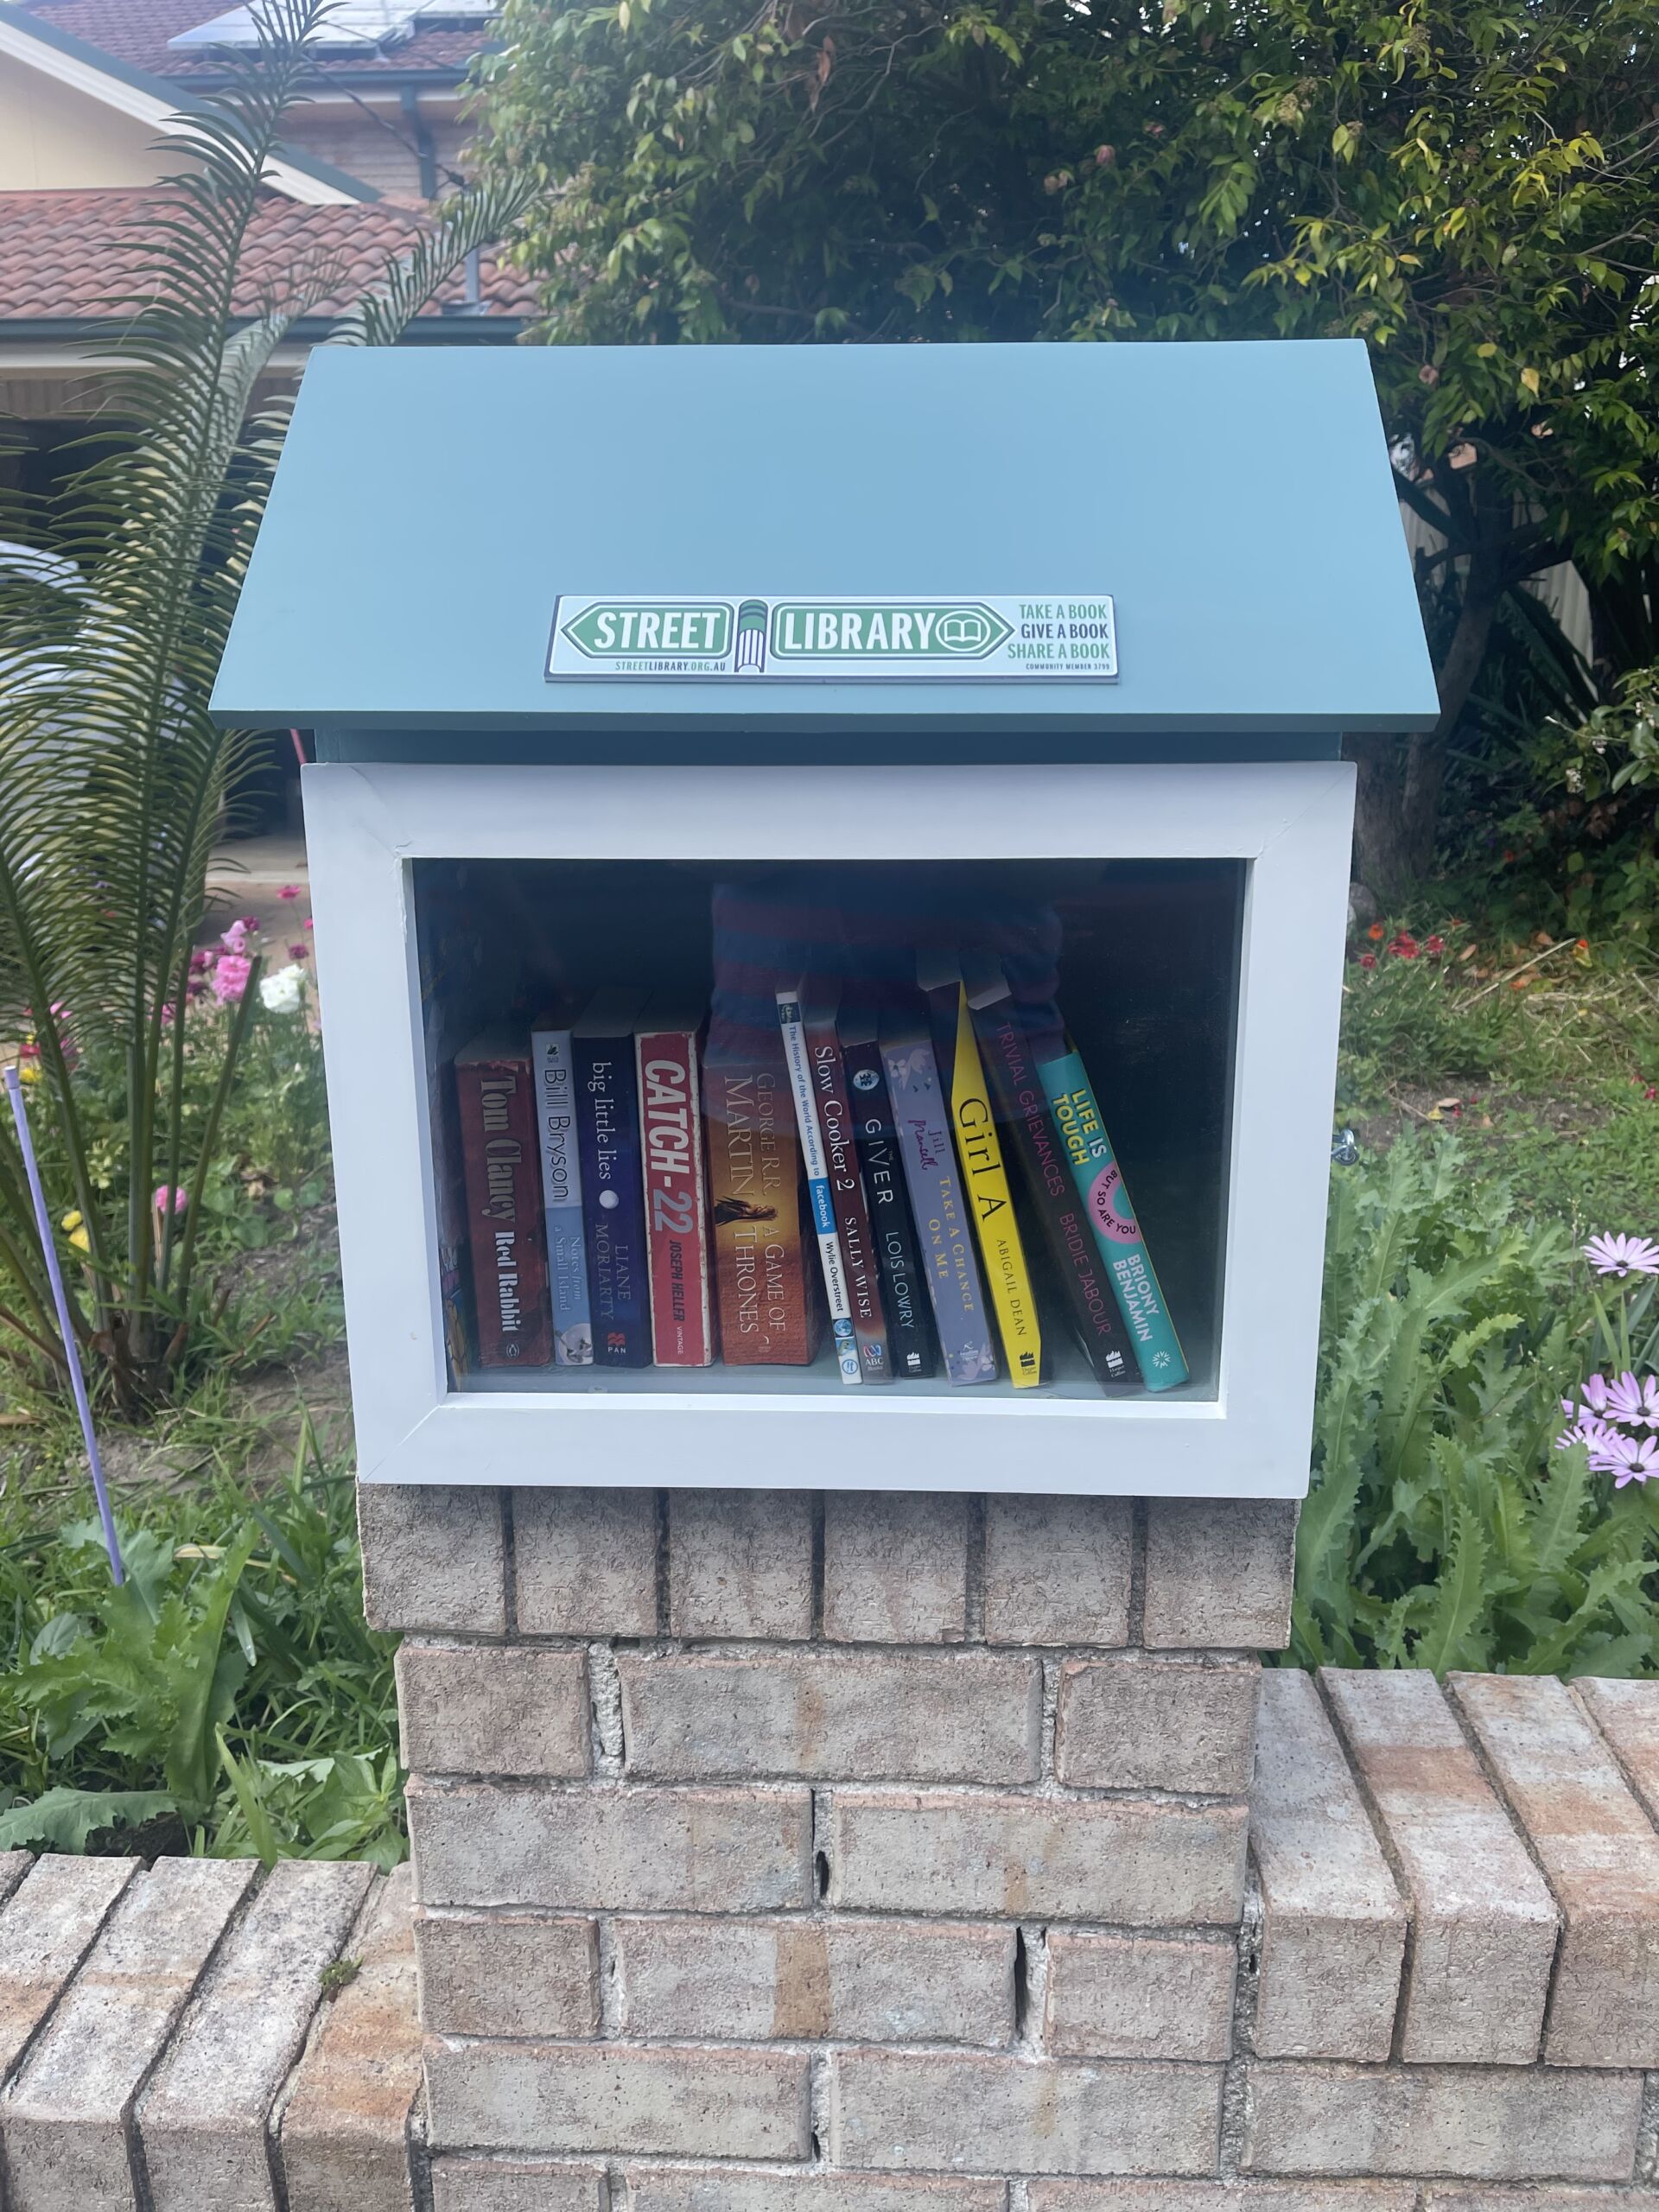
[636, 1021, 715, 1366]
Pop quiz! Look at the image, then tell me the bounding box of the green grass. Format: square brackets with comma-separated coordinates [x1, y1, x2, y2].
[1338, 921, 1659, 1238]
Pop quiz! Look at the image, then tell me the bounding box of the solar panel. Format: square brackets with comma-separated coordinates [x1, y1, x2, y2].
[168, 0, 497, 51]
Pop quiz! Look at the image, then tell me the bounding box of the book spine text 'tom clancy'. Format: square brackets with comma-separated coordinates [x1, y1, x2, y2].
[454, 1042, 553, 1370]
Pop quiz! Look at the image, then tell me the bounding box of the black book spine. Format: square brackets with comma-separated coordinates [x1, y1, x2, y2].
[971, 999, 1142, 1389]
[842, 1034, 938, 1380]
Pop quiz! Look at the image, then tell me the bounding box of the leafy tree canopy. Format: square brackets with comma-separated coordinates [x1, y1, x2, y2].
[477, 0, 1659, 884]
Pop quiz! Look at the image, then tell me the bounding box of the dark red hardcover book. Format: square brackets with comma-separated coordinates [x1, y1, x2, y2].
[454, 1033, 554, 1369]
[968, 987, 1141, 1389]
[806, 998, 891, 1382]
[635, 1002, 715, 1367]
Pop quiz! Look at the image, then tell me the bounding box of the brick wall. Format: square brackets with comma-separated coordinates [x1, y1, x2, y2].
[5, 1560, 1659, 2212]
[359, 1485, 1659, 2209]
[365, 1486, 1294, 2204]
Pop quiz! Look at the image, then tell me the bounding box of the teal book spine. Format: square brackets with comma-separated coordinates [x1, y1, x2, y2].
[1036, 1044, 1189, 1391]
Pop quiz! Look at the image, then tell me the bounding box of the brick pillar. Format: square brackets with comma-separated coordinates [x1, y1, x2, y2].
[359, 1485, 1296, 2207]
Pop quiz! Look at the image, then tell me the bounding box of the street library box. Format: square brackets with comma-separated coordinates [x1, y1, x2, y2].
[213, 340, 1435, 1498]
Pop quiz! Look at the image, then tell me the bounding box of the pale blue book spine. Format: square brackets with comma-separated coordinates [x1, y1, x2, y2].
[1036, 1045, 1189, 1391]
[531, 1025, 594, 1366]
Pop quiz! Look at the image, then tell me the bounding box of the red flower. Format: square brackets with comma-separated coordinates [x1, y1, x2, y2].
[1366, 922, 1386, 942]
[1425, 935, 1446, 957]
[1359, 952, 1376, 969]
[1389, 933, 1420, 959]
[289, 943, 308, 962]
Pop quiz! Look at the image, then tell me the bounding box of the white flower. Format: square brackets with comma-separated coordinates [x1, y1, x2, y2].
[258, 963, 306, 1014]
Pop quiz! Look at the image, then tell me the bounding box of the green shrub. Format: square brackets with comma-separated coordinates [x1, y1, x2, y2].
[1294, 1135, 1659, 1675]
[0, 1415, 403, 1862]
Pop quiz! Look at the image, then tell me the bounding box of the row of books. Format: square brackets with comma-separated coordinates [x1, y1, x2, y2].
[449, 964, 1187, 1391]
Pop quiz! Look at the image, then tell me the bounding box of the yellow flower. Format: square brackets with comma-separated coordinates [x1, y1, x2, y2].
[60, 1210, 89, 1254]
[17, 1060, 40, 1084]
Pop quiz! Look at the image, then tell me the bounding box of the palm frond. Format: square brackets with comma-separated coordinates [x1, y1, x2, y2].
[0, 0, 531, 1401]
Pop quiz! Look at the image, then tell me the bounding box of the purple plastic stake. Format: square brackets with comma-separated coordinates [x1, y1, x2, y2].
[3, 1062, 124, 1585]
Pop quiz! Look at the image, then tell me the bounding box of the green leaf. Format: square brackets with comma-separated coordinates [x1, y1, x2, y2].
[0, 1787, 176, 1853]
[216, 1729, 283, 1866]
[1414, 1503, 1490, 1673]
[165, 1525, 258, 1811]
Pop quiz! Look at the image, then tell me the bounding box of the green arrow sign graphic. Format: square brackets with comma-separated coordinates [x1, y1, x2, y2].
[560, 601, 734, 658]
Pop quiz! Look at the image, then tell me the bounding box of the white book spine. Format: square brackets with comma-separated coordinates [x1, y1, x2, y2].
[777, 989, 861, 1386]
[531, 1025, 594, 1366]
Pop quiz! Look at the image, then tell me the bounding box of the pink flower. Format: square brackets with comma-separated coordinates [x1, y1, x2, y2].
[159, 1002, 175, 1028]
[1600, 1372, 1659, 1425]
[1556, 1414, 1613, 1452]
[1589, 1431, 1659, 1488]
[1578, 1373, 1618, 1420]
[152, 1184, 188, 1214]
[303, 918, 314, 931]
[277, 885, 301, 900]
[288, 942, 308, 962]
[1583, 1232, 1659, 1278]
[212, 953, 251, 1003]
[189, 948, 213, 974]
[220, 920, 250, 956]
[238, 915, 260, 932]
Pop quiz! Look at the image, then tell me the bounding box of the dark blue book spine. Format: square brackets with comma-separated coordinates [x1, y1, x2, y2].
[575, 1035, 652, 1367]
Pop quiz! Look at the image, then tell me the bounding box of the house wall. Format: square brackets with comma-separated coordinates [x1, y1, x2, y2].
[0, 53, 171, 188]
[279, 101, 470, 201]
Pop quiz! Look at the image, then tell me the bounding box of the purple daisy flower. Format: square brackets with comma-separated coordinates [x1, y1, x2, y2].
[1589, 1431, 1659, 1488]
[1557, 1414, 1615, 1453]
[1583, 1232, 1659, 1278]
[1605, 1372, 1650, 1422]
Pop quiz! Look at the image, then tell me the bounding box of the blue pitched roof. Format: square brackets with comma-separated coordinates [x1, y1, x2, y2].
[213, 340, 1438, 738]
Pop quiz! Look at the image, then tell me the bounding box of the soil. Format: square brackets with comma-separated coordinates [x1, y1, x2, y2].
[1347, 1083, 1616, 1158]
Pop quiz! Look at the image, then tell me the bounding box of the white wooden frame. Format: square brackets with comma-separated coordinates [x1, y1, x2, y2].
[305, 760, 1354, 1498]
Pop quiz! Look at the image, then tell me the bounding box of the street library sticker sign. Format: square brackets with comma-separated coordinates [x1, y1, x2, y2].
[545, 595, 1119, 681]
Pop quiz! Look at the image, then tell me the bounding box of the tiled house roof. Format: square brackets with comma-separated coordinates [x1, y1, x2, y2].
[0, 188, 538, 322]
[16, 0, 482, 75]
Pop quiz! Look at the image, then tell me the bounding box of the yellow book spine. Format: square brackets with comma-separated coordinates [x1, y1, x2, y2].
[950, 987, 1043, 1387]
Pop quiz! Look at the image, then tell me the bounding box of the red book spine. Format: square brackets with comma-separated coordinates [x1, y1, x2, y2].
[807, 1011, 891, 1382]
[637, 1023, 715, 1366]
[454, 1046, 553, 1369]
